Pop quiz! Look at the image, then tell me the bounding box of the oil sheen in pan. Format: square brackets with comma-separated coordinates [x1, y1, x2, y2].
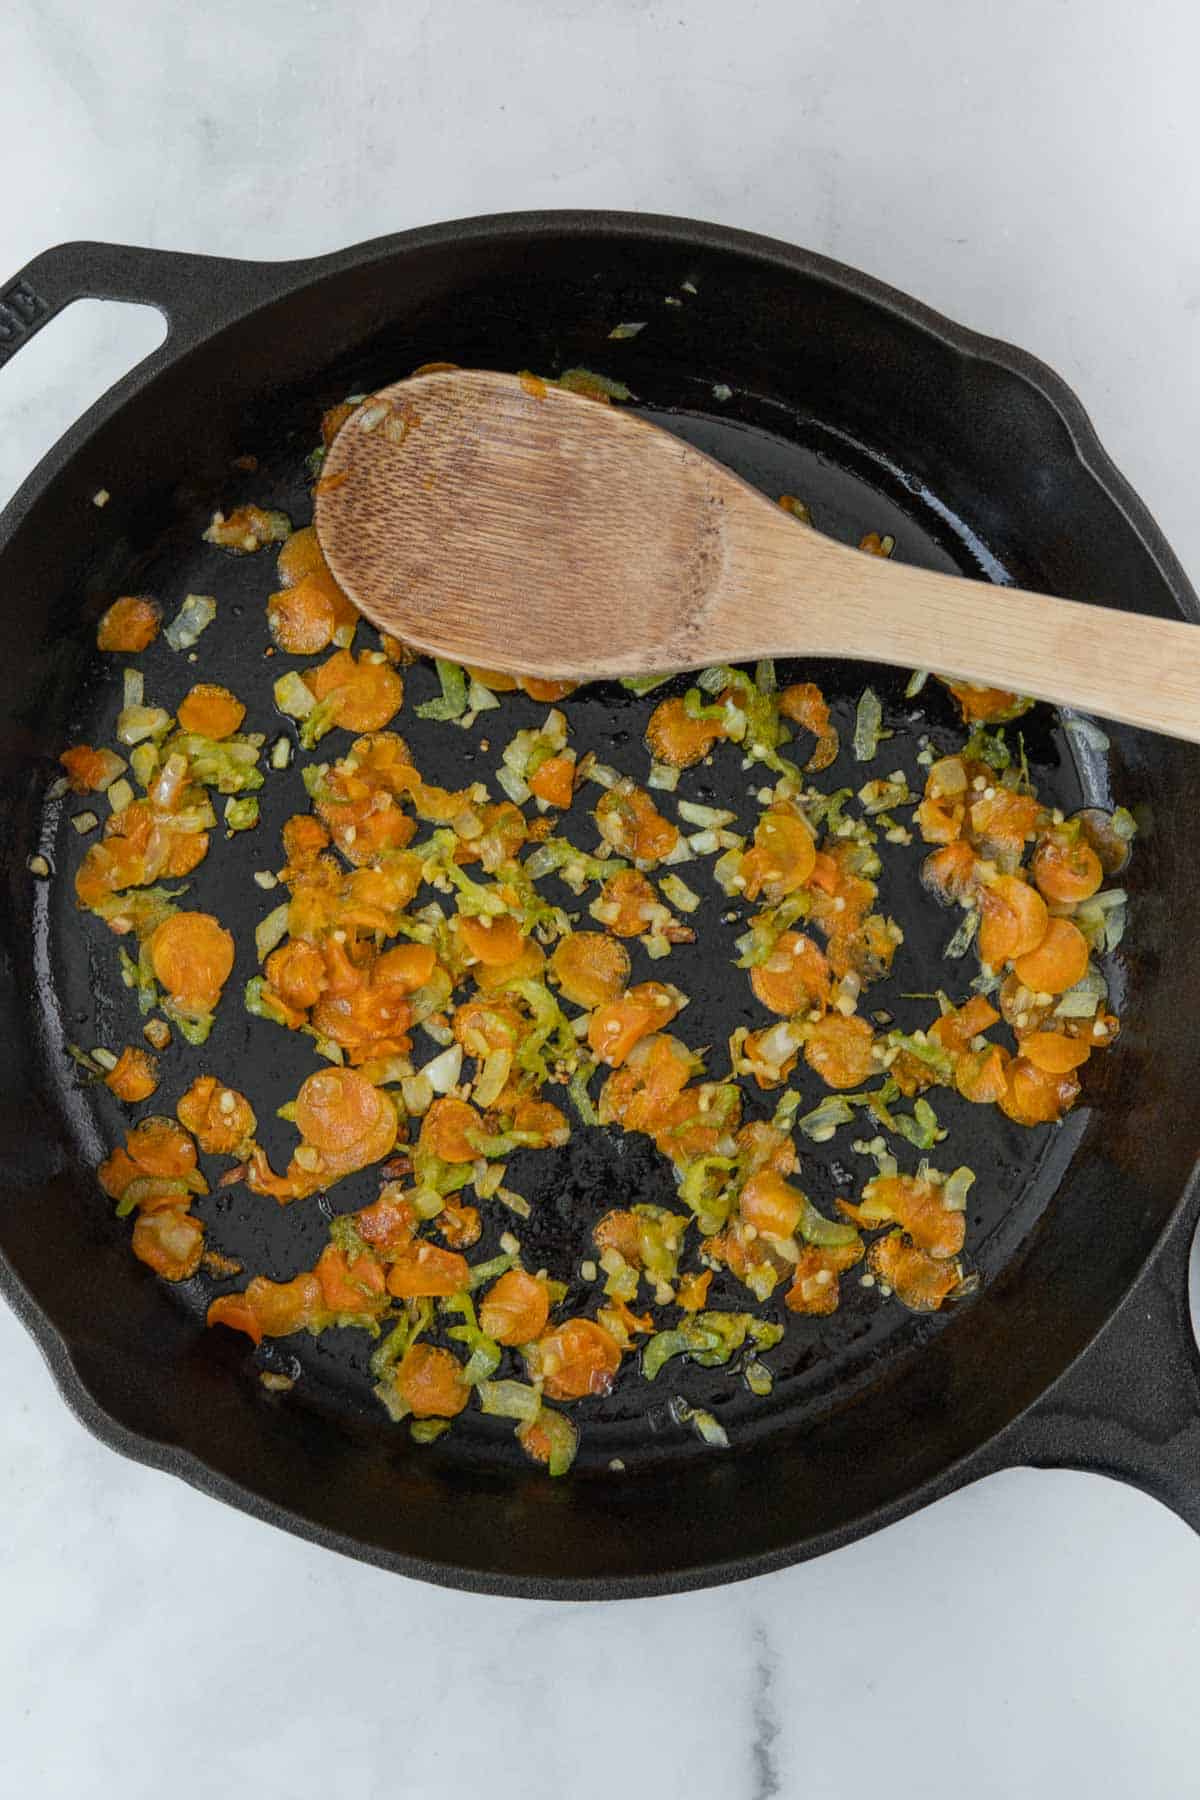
[36, 390, 1113, 1474]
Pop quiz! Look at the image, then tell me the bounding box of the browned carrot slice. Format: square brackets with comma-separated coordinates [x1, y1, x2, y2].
[132, 1208, 204, 1282]
[866, 1233, 961, 1310]
[1012, 917, 1089, 995]
[803, 1014, 876, 1088]
[385, 1243, 470, 1298]
[531, 1318, 622, 1401]
[594, 870, 660, 937]
[457, 912, 525, 966]
[479, 1269, 550, 1345]
[176, 683, 246, 739]
[176, 1075, 257, 1154]
[294, 1067, 385, 1155]
[418, 1096, 483, 1164]
[314, 1242, 388, 1314]
[96, 595, 160, 652]
[207, 1272, 323, 1344]
[59, 745, 126, 792]
[149, 912, 235, 1014]
[587, 982, 681, 1067]
[739, 1170, 803, 1239]
[550, 931, 631, 1008]
[750, 932, 831, 1016]
[528, 754, 576, 808]
[644, 695, 725, 768]
[1020, 1030, 1091, 1074]
[104, 1047, 159, 1103]
[392, 1343, 469, 1417]
[1031, 834, 1103, 904]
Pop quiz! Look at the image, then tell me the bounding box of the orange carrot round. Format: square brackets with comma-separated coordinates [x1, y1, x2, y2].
[385, 1242, 470, 1298]
[595, 870, 660, 937]
[479, 1269, 550, 1345]
[739, 1169, 803, 1239]
[1020, 1030, 1091, 1074]
[1012, 916, 1090, 995]
[132, 1208, 204, 1282]
[418, 1096, 483, 1164]
[978, 875, 1048, 967]
[803, 1014, 876, 1088]
[550, 931, 630, 1007]
[528, 755, 576, 808]
[105, 1047, 159, 1103]
[533, 1318, 622, 1400]
[750, 932, 830, 1016]
[149, 912, 235, 1014]
[457, 912, 525, 966]
[644, 695, 725, 768]
[96, 595, 160, 652]
[176, 1075, 257, 1154]
[176, 683, 246, 739]
[1031, 835, 1103, 904]
[392, 1343, 469, 1417]
[294, 1067, 384, 1154]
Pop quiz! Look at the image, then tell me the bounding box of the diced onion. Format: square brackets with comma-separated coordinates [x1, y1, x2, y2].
[273, 670, 316, 719]
[164, 593, 217, 651]
[422, 1043, 463, 1094]
[400, 1073, 433, 1117]
[254, 903, 290, 963]
[677, 800, 735, 828]
[473, 1049, 513, 1108]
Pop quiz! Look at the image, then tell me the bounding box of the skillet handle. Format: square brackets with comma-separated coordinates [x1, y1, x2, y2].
[999, 1177, 1200, 1531]
[0, 240, 288, 367]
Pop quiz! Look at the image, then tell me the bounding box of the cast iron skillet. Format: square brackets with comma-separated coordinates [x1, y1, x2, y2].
[1, 212, 1198, 1599]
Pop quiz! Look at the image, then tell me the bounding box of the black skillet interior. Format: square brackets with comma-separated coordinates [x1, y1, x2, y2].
[1, 217, 1198, 1594]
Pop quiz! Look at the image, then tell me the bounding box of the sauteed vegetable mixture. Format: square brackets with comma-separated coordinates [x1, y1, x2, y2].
[55, 386, 1134, 1476]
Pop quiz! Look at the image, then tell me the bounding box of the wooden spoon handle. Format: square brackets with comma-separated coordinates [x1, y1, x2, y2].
[726, 518, 1200, 743]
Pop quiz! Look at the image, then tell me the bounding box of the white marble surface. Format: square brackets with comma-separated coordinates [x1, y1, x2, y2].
[3, 3, 1200, 1795]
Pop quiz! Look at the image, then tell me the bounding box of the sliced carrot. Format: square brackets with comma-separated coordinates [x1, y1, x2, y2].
[929, 995, 1001, 1055]
[149, 911, 235, 1014]
[1020, 1031, 1091, 1075]
[550, 931, 631, 1007]
[418, 1096, 483, 1164]
[392, 1343, 469, 1417]
[281, 813, 331, 868]
[595, 787, 679, 864]
[675, 1270, 713, 1312]
[1012, 916, 1090, 995]
[385, 1242, 469, 1298]
[96, 595, 160, 652]
[294, 1067, 385, 1154]
[954, 1043, 1012, 1104]
[1031, 834, 1103, 904]
[305, 649, 404, 732]
[314, 1242, 388, 1314]
[374, 942, 438, 993]
[750, 932, 831, 1016]
[978, 875, 1048, 967]
[472, 937, 546, 990]
[176, 1075, 257, 1155]
[176, 682, 246, 739]
[528, 755, 576, 808]
[644, 695, 725, 768]
[356, 1187, 417, 1252]
[265, 939, 326, 1011]
[922, 841, 977, 903]
[841, 1174, 965, 1259]
[785, 1241, 863, 1314]
[969, 789, 1043, 848]
[132, 1208, 204, 1282]
[465, 664, 519, 692]
[740, 810, 817, 903]
[940, 680, 1027, 724]
[479, 1269, 550, 1345]
[532, 1318, 622, 1401]
[457, 912, 525, 967]
[739, 1170, 803, 1239]
[595, 869, 660, 937]
[519, 676, 577, 702]
[1000, 1056, 1081, 1125]
[59, 745, 126, 793]
[511, 1097, 570, 1147]
[803, 1014, 876, 1089]
[587, 981, 680, 1067]
[105, 1047, 159, 1103]
[436, 1197, 481, 1248]
[867, 1233, 960, 1311]
[208, 1273, 323, 1343]
[778, 682, 838, 771]
[124, 1116, 198, 1181]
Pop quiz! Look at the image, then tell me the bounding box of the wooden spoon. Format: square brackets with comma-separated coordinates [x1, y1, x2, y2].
[315, 369, 1200, 741]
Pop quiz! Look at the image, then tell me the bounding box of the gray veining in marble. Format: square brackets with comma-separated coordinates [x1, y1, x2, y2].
[2, 2, 1200, 1796]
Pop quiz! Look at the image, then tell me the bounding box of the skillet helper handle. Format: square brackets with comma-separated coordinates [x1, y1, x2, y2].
[1003, 1179, 1200, 1531]
[0, 240, 285, 368]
